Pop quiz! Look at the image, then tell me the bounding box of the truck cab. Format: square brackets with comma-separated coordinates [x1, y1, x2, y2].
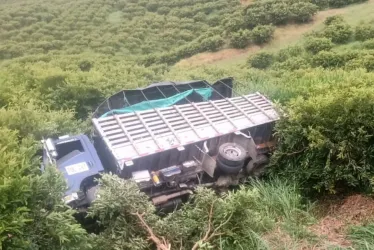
[41, 134, 104, 209]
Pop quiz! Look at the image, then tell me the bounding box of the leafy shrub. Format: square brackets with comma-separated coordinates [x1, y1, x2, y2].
[0, 45, 24, 59]
[276, 45, 305, 62]
[363, 39, 374, 49]
[362, 54, 374, 71]
[355, 23, 374, 41]
[198, 35, 225, 52]
[328, 0, 351, 7]
[290, 2, 318, 23]
[344, 58, 366, 70]
[304, 37, 333, 54]
[250, 25, 275, 45]
[273, 57, 310, 70]
[270, 86, 374, 194]
[312, 50, 359, 68]
[328, 0, 368, 8]
[269, 2, 291, 25]
[157, 6, 171, 15]
[223, 14, 246, 32]
[229, 29, 252, 49]
[0, 99, 84, 139]
[324, 15, 345, 26]
[311, 0, 329, 9]
[248, 52, 274, 69]
[89, 174, 311, 250]
[0, 128, 90, 249]
[243, 0, 318, 28]
[323, 20, 353, 44]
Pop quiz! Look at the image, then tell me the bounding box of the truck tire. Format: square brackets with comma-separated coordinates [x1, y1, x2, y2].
[217, 143, 246, 167]
[245, 154, 269, 177]
[216, 158, 243, 174]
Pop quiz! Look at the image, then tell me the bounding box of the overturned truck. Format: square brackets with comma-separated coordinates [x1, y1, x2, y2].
[41, 78, 279, 211]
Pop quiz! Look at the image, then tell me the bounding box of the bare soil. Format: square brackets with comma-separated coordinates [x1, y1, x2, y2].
[176, 8, 346, 67]
[240, 0, 253, 6]
[310, 194, 374, 248]
[263, 195, 374, 250]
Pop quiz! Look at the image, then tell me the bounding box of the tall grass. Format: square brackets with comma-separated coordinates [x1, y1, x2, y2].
[349, 224, 374, 250]
[250, 178, 317, 243]
[250, 178, 312, 221]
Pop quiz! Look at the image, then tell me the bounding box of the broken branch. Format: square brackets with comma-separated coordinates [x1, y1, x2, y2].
[132, 212, 171, 250]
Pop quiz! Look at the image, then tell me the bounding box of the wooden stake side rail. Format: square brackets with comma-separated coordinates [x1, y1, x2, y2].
[92, 93, 279, 162]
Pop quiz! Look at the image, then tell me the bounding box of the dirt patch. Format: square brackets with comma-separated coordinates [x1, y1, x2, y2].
[176, 8, 347, 67]
[240, 0, 253, 6]
[175, 46, 261, 67]
[271, 8, 346, 46]
[310, 194, 374, 248]
[262, 226, 296, 249]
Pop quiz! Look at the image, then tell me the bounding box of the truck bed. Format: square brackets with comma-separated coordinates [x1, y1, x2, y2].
[92, 92, 279, 166]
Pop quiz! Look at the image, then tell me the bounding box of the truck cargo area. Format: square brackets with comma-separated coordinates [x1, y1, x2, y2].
[42, 78, 279, 210]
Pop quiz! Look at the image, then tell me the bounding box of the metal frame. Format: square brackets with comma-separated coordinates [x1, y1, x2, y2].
[92, 93, 279, 163]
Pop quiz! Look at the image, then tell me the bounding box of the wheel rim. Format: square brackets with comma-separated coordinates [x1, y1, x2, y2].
[223, 145, 241, 158]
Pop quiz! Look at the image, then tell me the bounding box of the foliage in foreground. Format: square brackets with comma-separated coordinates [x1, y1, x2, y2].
[270, 85, 374, 195]
[0, 128, 90, 249]
[88, 175, 312, 250]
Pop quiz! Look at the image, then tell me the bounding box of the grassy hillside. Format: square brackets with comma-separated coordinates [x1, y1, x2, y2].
[0, 0, 239, 60]
[177, 0, 374, 66]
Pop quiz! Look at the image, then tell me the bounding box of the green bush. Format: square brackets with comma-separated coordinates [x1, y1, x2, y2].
[311, 0, 329, 9]
[250, 25, 275, 45]
[229, 29, 252, 49]
[273, 57, 310, 70]
[324, 15, 345, 26]
[304, 37, 333, 54]
[363, 39, 374, 49]
[198, 35, 225, 52]
[362, 54, 374, 71]
[223, 14, 246, 32]
[344, 58, 366, 70]
[355, 23, 374, 41]
[323, 21, 353, 44]
[276, 45, 305, 62]
[290, 2, 318, 23]
[270, 86, 374, 195]
[89, 174, 311, 250]
[312, 50, 359, 68]
[248, 52, 274, 69]
[328, 0, 368, 8]
[243, 0, 318, 28]
[269, 2, 291, 25]
[328, 0, 351, 7]
[0, 128, 90, 249]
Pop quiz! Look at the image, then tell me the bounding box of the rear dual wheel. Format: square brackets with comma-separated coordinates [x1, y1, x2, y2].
[216, 143, 246, 174]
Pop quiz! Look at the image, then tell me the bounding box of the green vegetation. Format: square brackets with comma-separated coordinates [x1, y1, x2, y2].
[350, 224, 374, 249]
[88, 175, 312, 250]
[1, 0, 374, 249]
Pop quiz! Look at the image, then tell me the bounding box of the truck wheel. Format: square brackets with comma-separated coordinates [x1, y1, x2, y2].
[216, 159, 243, 174]
[245, 155, 269, 177]
[217, 143, 246, 167]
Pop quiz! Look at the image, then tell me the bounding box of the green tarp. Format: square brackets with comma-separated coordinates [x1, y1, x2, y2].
[100, 88, 212, 118]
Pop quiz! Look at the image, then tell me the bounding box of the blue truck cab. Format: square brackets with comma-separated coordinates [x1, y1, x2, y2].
[41, 134, 104, 208]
